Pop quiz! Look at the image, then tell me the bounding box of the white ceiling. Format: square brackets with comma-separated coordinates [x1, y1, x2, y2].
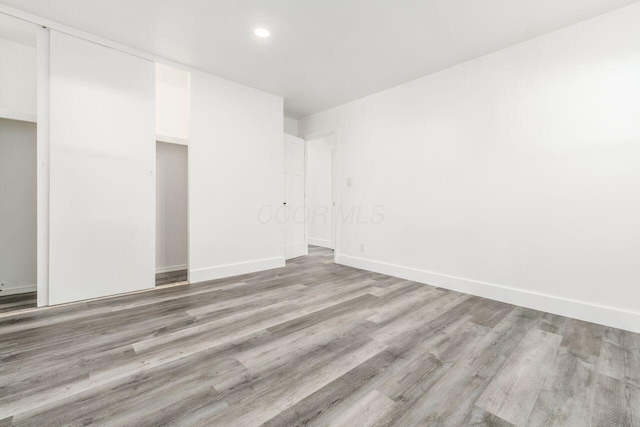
[0, 11, 36, 46]
[1, 0, 637, 118]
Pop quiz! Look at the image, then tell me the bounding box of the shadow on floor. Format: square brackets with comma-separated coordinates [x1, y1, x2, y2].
[0, 291, 37, 314]
[156, 270, 188, 287]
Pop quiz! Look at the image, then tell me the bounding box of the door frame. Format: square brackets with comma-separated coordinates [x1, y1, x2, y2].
[36, 25, 50, 306]
[303, 128, 340, 261]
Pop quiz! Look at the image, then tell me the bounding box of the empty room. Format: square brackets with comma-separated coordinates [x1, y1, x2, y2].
[0, 1, 639, 426]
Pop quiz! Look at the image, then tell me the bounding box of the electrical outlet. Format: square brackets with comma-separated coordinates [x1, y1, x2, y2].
[360, 243, 365, 252]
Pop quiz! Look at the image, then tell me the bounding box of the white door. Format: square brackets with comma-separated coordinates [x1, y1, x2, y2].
[48, 32, 155, 305]
[284, 134, 306, 260]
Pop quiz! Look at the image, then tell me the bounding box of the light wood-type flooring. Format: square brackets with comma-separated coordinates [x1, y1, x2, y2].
[1, 246, 638, 426]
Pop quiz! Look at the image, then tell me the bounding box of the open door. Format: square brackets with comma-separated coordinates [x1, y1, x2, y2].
[284, 134, 306, 260]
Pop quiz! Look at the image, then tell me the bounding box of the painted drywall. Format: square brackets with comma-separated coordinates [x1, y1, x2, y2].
[0, 118, 37, 295]
[48, 31, 156, 305]
[0, 38, 36, 121]
[156, 141, 188, 273]
[307, 135, 334, 248]
[284, 116, 298, 137]
[190, 70, 284, 282]
[299, 4, 640, 332]
[156, 63, 189, 142]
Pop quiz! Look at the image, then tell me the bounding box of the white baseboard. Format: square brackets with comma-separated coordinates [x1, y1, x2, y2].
[336, 254, 640, 334]
[308, 238, 331, 248]
[155, 264, 188, 274]
[190, 256, 286, 284]
[0, 284, 37, 296]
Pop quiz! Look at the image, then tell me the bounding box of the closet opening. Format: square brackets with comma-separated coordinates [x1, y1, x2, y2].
[0, 13, 38, 313]
[0, 119, 37, 312]
[155, 141, 188, 286]
[155, 63, 190, 287]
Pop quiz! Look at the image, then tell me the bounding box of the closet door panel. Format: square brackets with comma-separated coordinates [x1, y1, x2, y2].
[49, 32, 155, 305]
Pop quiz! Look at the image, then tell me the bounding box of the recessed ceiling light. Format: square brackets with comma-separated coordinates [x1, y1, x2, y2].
[254, 27, 270, 38]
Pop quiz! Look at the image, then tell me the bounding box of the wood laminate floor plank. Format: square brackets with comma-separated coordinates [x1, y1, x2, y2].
[526, 348, 596, 427]
[0, 246, 638, 426]
[155, 269, 188, 287]
[476, 328, 563, 426]
[0, 293, 36, 314]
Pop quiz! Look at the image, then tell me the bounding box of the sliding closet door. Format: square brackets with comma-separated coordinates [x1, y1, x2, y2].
[49, 32, 155, 305]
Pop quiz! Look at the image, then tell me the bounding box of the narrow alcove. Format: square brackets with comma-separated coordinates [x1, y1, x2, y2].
[156, 141, 188, 286]
[155, 63, 190, 286]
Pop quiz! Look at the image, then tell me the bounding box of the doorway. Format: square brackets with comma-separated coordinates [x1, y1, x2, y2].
[305, 133, 336, 251]
[156, 141, 189, 286]
[284, 134, 306, 260]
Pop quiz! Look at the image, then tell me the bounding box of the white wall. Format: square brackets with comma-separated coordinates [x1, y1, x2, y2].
[284, 116, 298, 136]
[156, 63, 189, 142]
[0, 38, 36, 122]
[299, 4, 640, 332]
[307, 135, 334, 248]
[190, 70, 284, 282]
[156, 141, 188, 273]
[0, 118, 37, 295]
